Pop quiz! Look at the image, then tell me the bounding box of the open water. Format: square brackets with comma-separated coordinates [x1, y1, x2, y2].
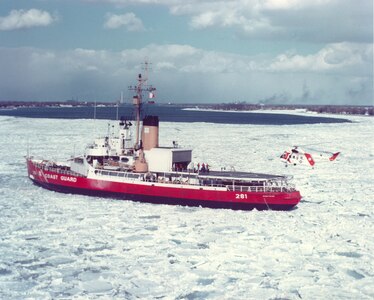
[0, 105, 350, 125]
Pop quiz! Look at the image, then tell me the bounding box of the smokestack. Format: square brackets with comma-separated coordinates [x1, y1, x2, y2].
[141, 115, 159, 150]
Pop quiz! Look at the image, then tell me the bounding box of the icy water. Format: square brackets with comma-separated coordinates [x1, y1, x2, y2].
[0, 114, 373, 299]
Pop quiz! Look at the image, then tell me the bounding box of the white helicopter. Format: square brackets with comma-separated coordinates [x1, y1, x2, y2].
[280, 146, 340, 167]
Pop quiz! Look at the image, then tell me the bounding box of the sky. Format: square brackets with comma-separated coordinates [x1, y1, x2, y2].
[0, 0, 373, 105]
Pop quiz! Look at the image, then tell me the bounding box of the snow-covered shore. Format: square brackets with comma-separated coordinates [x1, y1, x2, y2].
[182, 107, 369, 120]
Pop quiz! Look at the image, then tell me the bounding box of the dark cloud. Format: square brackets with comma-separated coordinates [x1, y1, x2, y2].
[0, 44, 372, 104]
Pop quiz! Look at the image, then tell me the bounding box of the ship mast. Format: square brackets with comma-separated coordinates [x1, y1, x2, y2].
[128, 60, 156, 149]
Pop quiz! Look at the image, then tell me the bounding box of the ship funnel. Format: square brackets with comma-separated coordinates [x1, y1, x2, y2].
[141, 115, 159, 150]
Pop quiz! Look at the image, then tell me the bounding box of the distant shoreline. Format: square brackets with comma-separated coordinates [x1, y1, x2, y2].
[182, 105, 373, 117]
[0, 101, 372, 116]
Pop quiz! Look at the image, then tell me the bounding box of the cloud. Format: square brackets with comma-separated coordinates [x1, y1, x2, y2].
[262, 0, 331, 10]
[260, 0, 373, 43]
[0, 9, 57, 31]
[266, 43, 373, 76]
[0, 43, 372, 104]
[117, 43, 255, 74]
[104, 12, 145, 31]
[85, 0, 373, 44]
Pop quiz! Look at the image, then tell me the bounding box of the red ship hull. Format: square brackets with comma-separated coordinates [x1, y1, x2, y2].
[27, 159, 301, 211]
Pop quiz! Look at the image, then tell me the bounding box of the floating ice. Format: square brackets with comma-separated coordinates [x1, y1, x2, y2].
[0, 114, 373, 299]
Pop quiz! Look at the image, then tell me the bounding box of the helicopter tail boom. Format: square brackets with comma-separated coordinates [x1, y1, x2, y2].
[329, 152, 340, 161]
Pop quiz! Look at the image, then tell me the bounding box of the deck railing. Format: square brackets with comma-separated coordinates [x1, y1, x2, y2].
[34, 163, 84, 177]
[226, 185, 296, 193]
[94, 170, 295, 192]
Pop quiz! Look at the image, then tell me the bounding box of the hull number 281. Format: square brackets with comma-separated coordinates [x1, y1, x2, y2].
[235, 193, 248, 199]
